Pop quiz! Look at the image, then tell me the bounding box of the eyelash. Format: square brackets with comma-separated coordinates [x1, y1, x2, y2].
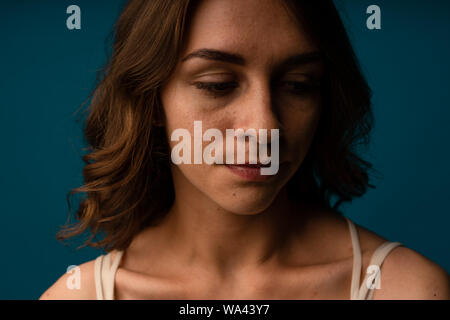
[193, 81, 238, 98]
[193, 81, 320, 98]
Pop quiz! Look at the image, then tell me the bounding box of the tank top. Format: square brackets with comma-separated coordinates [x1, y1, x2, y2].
[94, 217, 403, 300]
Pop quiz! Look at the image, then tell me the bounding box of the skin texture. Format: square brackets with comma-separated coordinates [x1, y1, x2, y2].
[40, 0, 450, 300]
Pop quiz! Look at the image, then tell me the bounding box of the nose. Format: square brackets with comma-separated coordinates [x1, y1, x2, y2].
[235, 79, 282, 141]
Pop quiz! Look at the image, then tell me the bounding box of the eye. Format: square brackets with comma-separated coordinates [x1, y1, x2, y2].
[193, 81, 239, 98]
[280, 80, 321, 96]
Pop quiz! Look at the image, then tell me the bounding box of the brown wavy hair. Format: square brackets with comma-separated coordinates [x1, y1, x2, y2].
[57, 0, 374, 252]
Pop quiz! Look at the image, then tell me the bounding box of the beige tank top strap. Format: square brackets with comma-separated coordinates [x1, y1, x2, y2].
[345, 217, 363, 300]
[94, 250, 124, 300]
[345, 217, 404, 300]
[357, 241, 403, 300]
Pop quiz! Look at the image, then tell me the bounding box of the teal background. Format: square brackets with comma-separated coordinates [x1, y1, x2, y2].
[0, 0, 449, 299]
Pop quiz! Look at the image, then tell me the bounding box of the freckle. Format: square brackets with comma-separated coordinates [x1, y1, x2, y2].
[232, 193, 236, 196]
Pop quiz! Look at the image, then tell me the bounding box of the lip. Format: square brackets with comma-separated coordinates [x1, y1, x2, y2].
[224, 164, 275, 181]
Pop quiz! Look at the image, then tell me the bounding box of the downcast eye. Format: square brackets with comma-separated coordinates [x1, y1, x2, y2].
[193, 81, 239, 97]
[280, 80, 321, 95]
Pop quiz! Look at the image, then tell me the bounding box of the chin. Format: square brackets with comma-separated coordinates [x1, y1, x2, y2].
[210, 184, 282, 215]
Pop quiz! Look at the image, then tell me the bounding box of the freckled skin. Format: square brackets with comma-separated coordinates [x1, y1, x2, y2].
[161, 0, 323, 215]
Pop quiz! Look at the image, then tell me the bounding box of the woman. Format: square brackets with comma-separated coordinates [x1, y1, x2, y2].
[40, 0, 449, 300]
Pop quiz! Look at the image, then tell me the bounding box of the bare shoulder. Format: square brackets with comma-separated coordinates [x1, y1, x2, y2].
[39, 252, 108, 300]
[370, 245, 450, 300]
[39, 260, 96, 300]
[333, 215, 450, 300]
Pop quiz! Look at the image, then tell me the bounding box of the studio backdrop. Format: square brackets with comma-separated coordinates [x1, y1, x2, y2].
[0, 0, 449, 299]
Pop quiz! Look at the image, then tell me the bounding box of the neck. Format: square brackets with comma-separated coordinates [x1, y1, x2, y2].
[156, 182, 314, 277]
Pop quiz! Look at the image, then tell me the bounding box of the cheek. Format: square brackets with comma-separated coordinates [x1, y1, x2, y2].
[161, 79, 198, 132]
[281, 104, 321, 160]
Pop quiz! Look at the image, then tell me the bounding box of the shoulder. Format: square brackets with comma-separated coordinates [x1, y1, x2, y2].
[340, 216, 450, 300]
[39, 253, 106, 300]
[371, 245, 450, 300]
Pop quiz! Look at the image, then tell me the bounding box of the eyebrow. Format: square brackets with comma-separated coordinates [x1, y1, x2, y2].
[180, 48, 323, 71]
[181, 49, 245, 65]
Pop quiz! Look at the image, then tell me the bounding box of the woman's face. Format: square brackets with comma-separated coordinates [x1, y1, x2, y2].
[160, 0, 323, 214]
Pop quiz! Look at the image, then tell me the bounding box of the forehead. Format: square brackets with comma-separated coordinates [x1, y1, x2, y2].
[182, 0, 316, 65]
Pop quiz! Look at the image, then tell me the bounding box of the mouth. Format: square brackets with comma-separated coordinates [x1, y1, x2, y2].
[229, 162, 271, 168]
[224, 163, 275, 181]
